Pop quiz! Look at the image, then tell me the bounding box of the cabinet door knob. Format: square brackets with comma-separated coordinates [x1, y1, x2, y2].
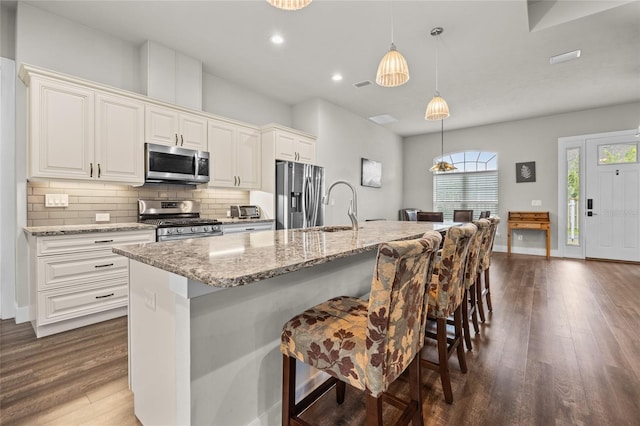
[90, 162, 93, 177]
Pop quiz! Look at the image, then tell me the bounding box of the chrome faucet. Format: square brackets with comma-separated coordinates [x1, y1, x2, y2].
[323, 180, 359, 231]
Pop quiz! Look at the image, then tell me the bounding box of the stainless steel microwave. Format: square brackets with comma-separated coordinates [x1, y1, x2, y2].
[145, 143, 210, 185]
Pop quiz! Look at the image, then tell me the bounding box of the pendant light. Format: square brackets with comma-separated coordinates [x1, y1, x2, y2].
[266, 0, 312, 11]
[425, 27, 450, 120]
[430, 120, 456, 172]
[376, 2, 410, 87]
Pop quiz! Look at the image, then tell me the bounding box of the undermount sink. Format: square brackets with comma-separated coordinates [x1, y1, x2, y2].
[297, 225, 356, 232]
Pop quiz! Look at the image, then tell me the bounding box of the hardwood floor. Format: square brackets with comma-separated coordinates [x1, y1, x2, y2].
[1, 253, 639, 425]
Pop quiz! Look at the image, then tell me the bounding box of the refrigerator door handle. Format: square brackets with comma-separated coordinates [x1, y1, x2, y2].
[305, 175, 315, 227]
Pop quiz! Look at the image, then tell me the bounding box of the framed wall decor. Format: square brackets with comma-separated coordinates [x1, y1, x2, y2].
[515, 161, 536, 183]
[361, 158, 382, 188]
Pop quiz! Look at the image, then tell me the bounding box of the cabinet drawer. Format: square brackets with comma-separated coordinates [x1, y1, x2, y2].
[37, 279, 128, 325]
[37, 230, 155, 256]
[38, 252, 128, 291]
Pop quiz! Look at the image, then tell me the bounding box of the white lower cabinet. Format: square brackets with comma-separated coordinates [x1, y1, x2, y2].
[28, 229, 155, 337]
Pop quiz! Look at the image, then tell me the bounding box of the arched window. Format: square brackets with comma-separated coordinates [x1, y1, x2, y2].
[433, 151, 499, 220]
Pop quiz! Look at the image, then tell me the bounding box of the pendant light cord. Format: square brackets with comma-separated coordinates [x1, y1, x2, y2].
[441, 119, 444, 159]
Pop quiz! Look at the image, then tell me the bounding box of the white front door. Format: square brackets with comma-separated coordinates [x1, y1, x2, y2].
[585, 134, 640, 261]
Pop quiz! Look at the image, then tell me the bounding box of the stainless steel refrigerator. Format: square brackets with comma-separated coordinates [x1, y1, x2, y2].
[276, 160, 324, 229]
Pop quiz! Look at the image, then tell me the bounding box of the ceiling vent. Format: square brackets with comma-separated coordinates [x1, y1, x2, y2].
[353, 80, 372, 88]
[368, 114, 398, 125]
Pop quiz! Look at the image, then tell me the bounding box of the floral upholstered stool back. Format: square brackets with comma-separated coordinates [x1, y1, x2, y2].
[280, 230, 442, 426]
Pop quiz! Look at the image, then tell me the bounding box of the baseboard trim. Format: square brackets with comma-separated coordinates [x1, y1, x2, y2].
[14, 304, 30, 324]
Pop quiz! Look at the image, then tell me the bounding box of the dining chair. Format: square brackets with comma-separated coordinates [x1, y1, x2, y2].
[453, 209, 473, 222]
[477, 216, 500, 322]
[417, 211, 444, 222]
[421, 223, 477, 403]
[401, 208, 421, 221]
[281, 231, 442, 426]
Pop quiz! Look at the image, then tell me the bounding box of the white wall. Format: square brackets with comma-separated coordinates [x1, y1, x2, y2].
[293, 99, 403, 225]
[1, 58, 17, 318]
[1, 2, 16, 60]
[403, 101, 640, 254]
[203, 73, 292, 127]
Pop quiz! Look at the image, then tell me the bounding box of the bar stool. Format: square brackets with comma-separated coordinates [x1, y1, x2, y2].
[477, 216, 500, 322]
[421, 223, 476, 404]
[281, 231, 443, 426]
[462, 219, 491, 349]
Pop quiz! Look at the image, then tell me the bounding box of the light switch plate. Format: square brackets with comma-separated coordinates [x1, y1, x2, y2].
[531, 200, 542, 206]
[95, 213, 110, 222]
[45, 194, 69, 207]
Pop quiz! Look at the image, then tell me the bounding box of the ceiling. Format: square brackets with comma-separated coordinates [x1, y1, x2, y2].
[20, 0, 640, 136]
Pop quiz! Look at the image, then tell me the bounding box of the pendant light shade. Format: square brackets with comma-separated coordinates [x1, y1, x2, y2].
[430, 120, 456, 172]
[425, 27, 450, 121]
[376, 43, 410, 87]
[426, 92, 450, 120]
[266, 0, 312, 11]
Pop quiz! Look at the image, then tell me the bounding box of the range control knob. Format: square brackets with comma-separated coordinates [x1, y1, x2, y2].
[176, 228, 183, 234]
[166, 229, 173, 235]
[192, 227, 198, 232]
[204, 226, 211, 232]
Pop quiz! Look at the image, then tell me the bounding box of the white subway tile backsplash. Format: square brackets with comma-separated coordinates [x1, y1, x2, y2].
[27, 182, 250, 226]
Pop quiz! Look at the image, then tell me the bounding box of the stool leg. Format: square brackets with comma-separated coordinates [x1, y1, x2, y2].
[336, 381, 346, 404]
[408, 356, 424, 426]
[365, 393, 383, 425]
[469, 280, 480, 334]
[282, 355, 296, 426]
[477, 272, 486, 323]
[461, 288, 473, 351]
[436, 317, 453, 404]
[485, 268, 493, 312]
[454, 306, 468, 374]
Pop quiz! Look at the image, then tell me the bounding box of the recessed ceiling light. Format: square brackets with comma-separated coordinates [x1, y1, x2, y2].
[549, 49, 581, 65]
[331, 73, 343, 82]
[270, 34, 284, 45]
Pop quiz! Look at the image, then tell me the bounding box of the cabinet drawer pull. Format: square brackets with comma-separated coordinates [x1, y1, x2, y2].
[95, 293, 115, 299]
[94, 263, 114, 268]
[245, 228, 255, 231]
[98, 163, 101, 178]
[94, 239, 114, 244]
[90, 162, 93, 177]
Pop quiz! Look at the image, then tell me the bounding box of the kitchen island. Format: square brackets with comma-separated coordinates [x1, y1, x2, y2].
[113, 221, 451, 425]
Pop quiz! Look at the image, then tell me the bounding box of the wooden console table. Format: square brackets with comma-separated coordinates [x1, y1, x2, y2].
[507, 211, 551, 259]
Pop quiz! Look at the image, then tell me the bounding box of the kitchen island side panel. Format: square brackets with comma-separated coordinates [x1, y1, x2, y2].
[129, 251, 376, 425]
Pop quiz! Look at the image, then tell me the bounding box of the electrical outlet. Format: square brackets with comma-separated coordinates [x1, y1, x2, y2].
[531, 200, 542, 206]
[45, 194, 69, 207]
[95, 213, 110, 222]
[517, 234, 523, 241]
[226, 210, 231, 217]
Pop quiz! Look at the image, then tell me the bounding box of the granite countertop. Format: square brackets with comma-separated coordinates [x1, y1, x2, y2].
[113, 221, 451, 288]
[24, 223, 157, 236]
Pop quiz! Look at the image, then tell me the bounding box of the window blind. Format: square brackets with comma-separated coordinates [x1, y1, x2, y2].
[433, 170, 499, 220]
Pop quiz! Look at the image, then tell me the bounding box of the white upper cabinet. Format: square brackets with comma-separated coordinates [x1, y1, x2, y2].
[95, 92, 144, 183]
[267, 127, 316, 164]
[29, 77, 95, 180]
[145, 104, 207, 151]
[28, 76, 144, 185]
[208, 119, 261, 189]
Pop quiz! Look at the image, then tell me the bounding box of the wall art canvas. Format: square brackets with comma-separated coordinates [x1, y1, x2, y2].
[516, 161, 536, 183]
[361, 158, 382, 188]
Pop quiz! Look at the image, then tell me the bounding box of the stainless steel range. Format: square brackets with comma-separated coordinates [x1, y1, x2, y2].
[138, 200, 223, 241]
